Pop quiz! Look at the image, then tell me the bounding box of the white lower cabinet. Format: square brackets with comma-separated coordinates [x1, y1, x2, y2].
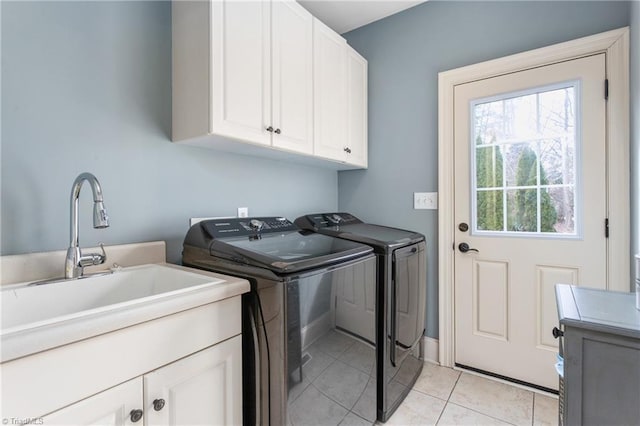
[43, 378, 142, 426]
[144, 336, 242, 426]
[2, 298, 244, 424]
[42, 336, 242, 426]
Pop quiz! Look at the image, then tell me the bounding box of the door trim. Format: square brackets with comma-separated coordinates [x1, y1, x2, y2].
[438, 27, 630, 368]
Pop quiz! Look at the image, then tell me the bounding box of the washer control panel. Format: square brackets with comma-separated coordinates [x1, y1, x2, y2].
[202, 217, 297, 238]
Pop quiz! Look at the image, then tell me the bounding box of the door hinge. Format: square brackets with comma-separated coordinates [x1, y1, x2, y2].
[605, 218, 609, 238]
[605, 79, 609, 100]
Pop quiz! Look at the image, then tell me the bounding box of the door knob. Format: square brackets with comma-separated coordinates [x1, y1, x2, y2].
[266, 126, 274, 132]
[274, 128, 281, 134]
[552, 327, 564, 338]
[458, 242, 479, 253]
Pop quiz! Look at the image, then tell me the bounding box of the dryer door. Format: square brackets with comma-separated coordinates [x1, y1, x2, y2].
[392, 242, 426, 359]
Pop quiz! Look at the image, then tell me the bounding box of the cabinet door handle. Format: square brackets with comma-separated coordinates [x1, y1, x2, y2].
[153, 398, 166, 411]
[343, 147, 352, 154]
[266, 126, 274, 132]
[130, 409, 143, 423]
[274, 128, 281, 134]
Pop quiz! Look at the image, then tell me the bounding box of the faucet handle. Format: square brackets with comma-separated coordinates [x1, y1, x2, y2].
[79, 243, 107, 267]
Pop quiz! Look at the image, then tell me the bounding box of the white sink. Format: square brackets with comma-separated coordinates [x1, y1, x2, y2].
[1, 263, 247, 362]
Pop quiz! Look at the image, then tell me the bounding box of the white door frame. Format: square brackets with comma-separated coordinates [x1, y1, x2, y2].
[438, 27, 630, 368]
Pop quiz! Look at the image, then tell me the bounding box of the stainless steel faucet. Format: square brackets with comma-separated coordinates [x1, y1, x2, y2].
[65, 172, 110, 279]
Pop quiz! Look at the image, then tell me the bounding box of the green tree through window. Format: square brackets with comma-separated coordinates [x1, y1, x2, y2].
[512, 146, 558, 232]
[476, 136, 503, 231]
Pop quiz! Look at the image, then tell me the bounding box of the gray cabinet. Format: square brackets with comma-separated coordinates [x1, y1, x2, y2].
[555, 284, 640, 426]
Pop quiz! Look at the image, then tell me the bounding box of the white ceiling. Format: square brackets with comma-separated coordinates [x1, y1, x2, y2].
[298, 0, 427, 34]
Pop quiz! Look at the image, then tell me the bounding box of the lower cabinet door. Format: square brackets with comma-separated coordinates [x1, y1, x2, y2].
[42, 378, 143, 426]
[144, 335, 243, 426]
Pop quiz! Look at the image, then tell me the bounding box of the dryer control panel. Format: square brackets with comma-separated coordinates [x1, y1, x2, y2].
[202, 217, 298, 238]
[295, 212, 362, 230]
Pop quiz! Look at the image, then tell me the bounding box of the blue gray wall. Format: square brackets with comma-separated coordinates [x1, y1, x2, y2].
[631, 1, 640, 286]
[1, 1, 338, 263]
[2, 0, 637, 340]
[341, 1, 633, 338]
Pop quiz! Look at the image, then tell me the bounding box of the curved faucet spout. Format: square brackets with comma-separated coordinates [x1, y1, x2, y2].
[66, 172, 110, 279]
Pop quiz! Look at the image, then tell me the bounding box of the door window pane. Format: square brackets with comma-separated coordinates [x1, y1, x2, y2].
[471, 83, 579, 237]
[477, 190, 504, 231]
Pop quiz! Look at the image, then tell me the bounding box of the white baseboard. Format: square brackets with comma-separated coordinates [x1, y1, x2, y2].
[423, 336, 439, 364]
[301, 311, 332, 349]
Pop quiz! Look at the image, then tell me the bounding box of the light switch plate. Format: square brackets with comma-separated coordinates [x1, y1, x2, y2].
[414, 192, 437, 210]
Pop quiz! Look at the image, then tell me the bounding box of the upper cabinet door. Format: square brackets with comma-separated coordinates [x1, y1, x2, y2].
[347, 46, 368, 168]
[313, 18, 348, 162]
[271, 1, 313, 154]
[210, 1, 271, 146]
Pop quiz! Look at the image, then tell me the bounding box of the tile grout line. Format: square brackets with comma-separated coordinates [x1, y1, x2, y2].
[434, 370, 464, 425]
[531, 393, 536, 426]
[443, 371, 531, 425]
[447, 370, 464, 402]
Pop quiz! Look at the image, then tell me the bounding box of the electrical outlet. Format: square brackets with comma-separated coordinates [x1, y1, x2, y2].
[414, 192, 438, 210]
[237, 207, 249, 218]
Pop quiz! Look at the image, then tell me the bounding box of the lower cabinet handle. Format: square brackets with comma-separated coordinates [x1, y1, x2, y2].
[274, 128, 281, 134]
[130, 409, 143, 423]
[153, 398, 166, 411]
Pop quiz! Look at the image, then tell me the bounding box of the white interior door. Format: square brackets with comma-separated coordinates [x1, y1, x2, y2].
[334, 258, 376, 343]
[454, 54, 607, 390]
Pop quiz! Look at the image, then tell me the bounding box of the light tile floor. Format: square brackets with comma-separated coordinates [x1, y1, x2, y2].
[288, 330, 559, 425]
[386, 363, 559, 426]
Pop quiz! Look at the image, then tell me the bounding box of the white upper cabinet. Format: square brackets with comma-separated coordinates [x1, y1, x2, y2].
[312, 18, 348, 162]
[312, 21, 368, 168]
[271, 1, 314, 154]
[173, 0, 312, 154]
[172, 0, 367, 169]
[346, 46, 368, 168]
[210, 1, 272, 146]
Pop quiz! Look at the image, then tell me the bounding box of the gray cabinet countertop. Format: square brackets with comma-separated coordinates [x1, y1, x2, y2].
[556, 284, 640, 339]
